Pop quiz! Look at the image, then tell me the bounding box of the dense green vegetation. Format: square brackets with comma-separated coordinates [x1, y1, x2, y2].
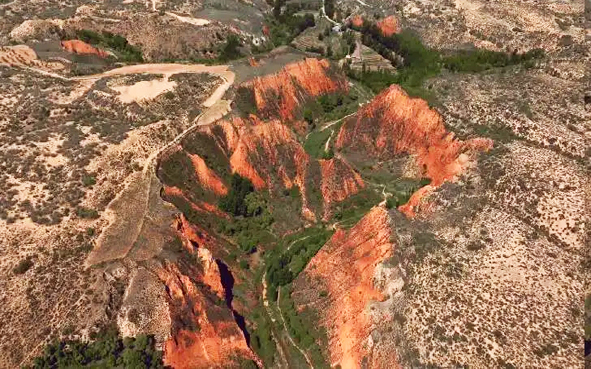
[217, 175, 275, 253]
[265, 3, 316, 46]
[248, 308, 276, 365]
[75, 30, 143, 63]
[27, 328, 163, 369]
[302, 90, 359, 127]
[443, 48, 544, 72]
[279, 285, 329, 367]
[346, 21, 544, 101]
[218, 174, 256, 217]
[345, 28, 441, 101]
[265, 227, 333, 301]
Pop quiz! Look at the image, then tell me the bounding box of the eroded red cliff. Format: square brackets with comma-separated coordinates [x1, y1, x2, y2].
[241, 58, 349, 121]
[336, 85, 492, 214]
[320, 158, 365, 219]
[293, 206, 394, 367]
[61, 40, 110, 57]
[156, 216, 262, 368]
[156, 262, 258, 369]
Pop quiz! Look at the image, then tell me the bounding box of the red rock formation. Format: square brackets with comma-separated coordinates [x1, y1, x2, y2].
[376, 16, 400, 37]
[163, 185, 228, 218]
[336, 85, 492, 214]
[188, 153, 228, 196]
[156, 262, 260, 369]
[294, 206, 394, 367]
[61, 40, 109, 57]
[320, 158, 365, 219]
[241, 58, 348, 121]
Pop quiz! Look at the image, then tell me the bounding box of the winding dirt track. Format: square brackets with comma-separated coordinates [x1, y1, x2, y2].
[83, 63, 236, 267]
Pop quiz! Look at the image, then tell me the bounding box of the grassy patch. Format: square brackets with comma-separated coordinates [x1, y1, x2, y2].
[304, 129, 333, 159]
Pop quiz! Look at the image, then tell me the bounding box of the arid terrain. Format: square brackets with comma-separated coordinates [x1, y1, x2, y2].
[0, 0, 588, 368]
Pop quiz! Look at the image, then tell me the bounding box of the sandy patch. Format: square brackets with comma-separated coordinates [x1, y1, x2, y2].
[112, 77, 177, 104]
[166, 12, 210, 26]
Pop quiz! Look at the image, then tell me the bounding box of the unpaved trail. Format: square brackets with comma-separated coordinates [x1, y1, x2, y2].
[261, 235, 314, 368]
[75, 63, 235, 108]
[321, 0, 339, 26]
[85, 63, 235, 267]
[277, 288, 314, 368]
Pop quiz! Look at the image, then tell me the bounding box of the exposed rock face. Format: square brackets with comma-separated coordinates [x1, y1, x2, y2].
[241, 58, 348, 121]
[156, 216, 261, 368]
[319, 158, 365, 219]
[293, 206, 394, 368]
[61, 40, 110, 58]
[189, 153, 228, 196]
[160, 117, 364, 222]
[156, 261, 257, 369]
[336, 85, 492, 214]
[376, 16, 401, 37]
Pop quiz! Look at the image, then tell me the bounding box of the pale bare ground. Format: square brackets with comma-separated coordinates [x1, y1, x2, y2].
[112, 78, 177, 104]
[0, 59, 235, 366]
[75, 63, 235, 108]
[165, 12, 210, 26]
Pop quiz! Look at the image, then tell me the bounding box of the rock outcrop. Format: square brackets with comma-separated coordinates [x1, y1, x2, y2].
[156, 262, 258, 369]
[240, 58, 348, 121]
[160, 117, 364, 222]
[336, 85, 492, 214]
[376, 16, 401, 37]
[157, 216, 261, 368]
[61, 40, 110, 58]
[293, 206, 394, 368]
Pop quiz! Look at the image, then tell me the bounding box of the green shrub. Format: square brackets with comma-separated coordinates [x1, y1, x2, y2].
[26, 328, 163, 368]
[76, 207, 99, 219]
[82, 175, 96, 187]
[13, 257, 34, 274]
[219, 174, 256, 217]
[75, 30, 143, 63]
[219, 34, 243, 61]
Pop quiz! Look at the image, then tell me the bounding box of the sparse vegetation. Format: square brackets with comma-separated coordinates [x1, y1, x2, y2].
[76, 207, 99, 219]
[279, 285, 330, 367]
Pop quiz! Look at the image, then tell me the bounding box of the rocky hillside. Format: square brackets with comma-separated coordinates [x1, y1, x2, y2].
[0, 0, 587, 365]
